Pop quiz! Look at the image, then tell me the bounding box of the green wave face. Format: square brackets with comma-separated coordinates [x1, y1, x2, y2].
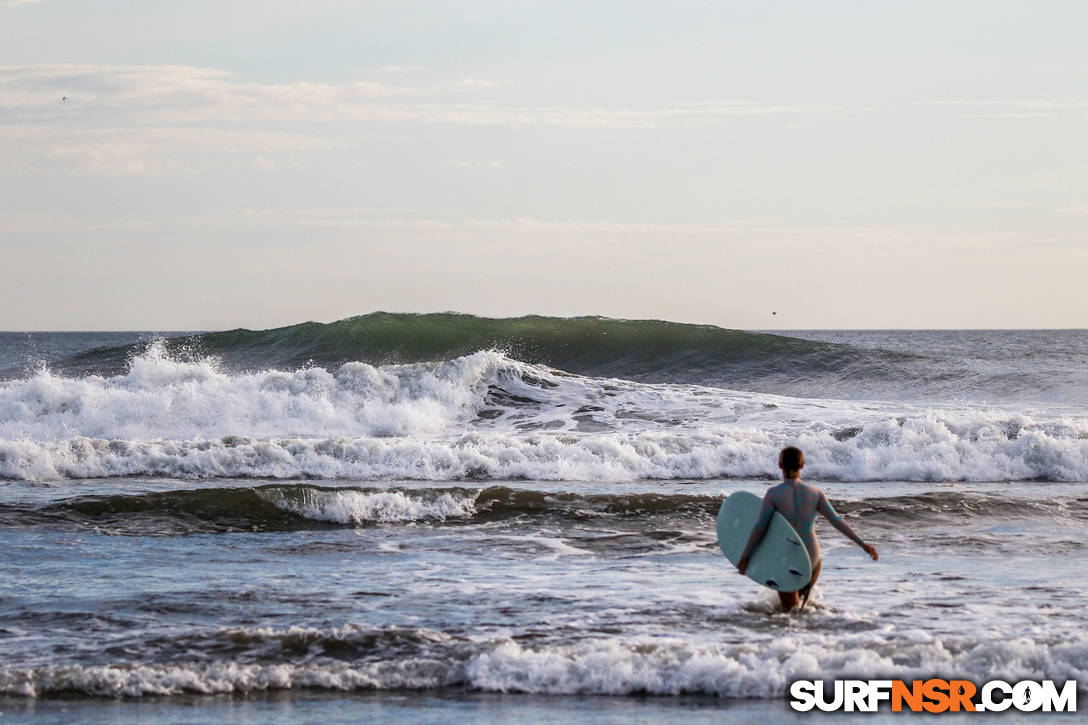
[196, 312, 820, 371]
[62, 312, 876, 385]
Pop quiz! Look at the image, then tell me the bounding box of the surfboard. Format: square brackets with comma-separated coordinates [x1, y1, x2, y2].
[717, 490, 812, 592]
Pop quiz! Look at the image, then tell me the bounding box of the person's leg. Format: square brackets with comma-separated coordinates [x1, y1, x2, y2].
[799, 560, 822, 610]
[779, 561, 822, 612]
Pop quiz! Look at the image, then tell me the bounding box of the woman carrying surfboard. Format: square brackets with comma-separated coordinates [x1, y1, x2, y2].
[737, 446, 878, 612]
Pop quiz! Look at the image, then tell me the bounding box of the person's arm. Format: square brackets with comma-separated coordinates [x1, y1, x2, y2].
[818, 492, 878, 561]
[737, 494, 775, 574]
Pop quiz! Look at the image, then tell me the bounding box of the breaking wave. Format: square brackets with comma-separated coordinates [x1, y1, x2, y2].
[6, 485, 1084, 535]
[2, 627, 1085, 698]
[9, 314, 1088, 403]
[42, 312, 885, 390]
[1, 335, 1086, 483]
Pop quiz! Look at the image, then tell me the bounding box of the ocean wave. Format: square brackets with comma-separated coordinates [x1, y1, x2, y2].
[8, 485, 1084, 535]
[2, 421, 1087, 483]
[3, 630, 1085, 699]
[261, 487, 479, 524]
[5, 485, 713, 535]
[0, 342, 505, 442]
[45, 312, 878, 388]
[2, 342, 1087, 483]
[10, 314, 1088, 404]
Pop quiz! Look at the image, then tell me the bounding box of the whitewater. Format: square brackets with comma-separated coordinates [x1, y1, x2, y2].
[2, 339, 1086, 483]
[1, 316, 1085, 723]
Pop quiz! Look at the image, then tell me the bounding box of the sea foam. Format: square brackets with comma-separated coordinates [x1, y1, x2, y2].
[0, 341, 498, 441]
[3, 631, 1085, 698]
[261, 487, 479, 523]
[1, 345, 1086, 482]
[2, 423, 1086, 483]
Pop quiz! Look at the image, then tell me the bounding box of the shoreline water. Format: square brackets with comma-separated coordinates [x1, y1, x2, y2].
[3, 690, 1083, 725]
[1, 323, 1085, 722]
[3, 477, 1084, 699]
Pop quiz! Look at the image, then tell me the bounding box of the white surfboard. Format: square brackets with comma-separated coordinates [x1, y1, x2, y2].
[717, 490, 812, 592]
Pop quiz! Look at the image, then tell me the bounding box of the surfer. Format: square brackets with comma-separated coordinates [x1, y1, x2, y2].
[737, 446, 877, 611]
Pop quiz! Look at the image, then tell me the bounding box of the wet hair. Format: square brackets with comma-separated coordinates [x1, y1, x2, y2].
[779, 446, 804, 476]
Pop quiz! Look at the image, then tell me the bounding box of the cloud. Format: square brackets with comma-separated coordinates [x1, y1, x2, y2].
[449, 159, 502, 168]
[253, 156, 279, 173]
[223, 209, 848, 238]
[931, 99, 1088, 108]
[972, 201, 1088, 214]
[0, 0, 45, 6]
[0, 64, 420, 123]
[0, 207, 889, 248]
[0, 64, 833, 174]
[0, 124, 332, 175]
[354, 100, 823, 129]
[0, 64, 827, 128]
[456, 77, 514, 89]
[209, 211, 1054, 256]
[929, 99, 1088, 119]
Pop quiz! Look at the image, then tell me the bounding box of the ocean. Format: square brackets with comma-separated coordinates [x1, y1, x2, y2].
[0, 314, 1085, 723]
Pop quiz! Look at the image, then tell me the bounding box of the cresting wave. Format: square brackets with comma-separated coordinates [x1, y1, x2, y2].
[9, 314, 1088, 403]
[6, 485, 1084, 534]
[2, 627, 1085, 698]
[2, 342, 1087, 482]
[44, 312, 886, 389]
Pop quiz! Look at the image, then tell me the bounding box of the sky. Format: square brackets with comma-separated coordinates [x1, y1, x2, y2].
[1, 0, 1085, 331]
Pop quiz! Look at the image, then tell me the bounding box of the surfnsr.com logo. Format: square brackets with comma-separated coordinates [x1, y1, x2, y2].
[789, 679, 1078, 713]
